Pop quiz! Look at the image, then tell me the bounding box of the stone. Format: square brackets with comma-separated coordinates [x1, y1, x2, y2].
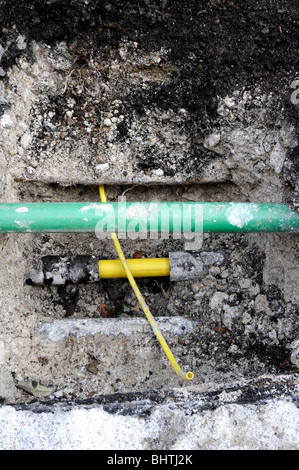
[238, 278, 252, 289]
[103, 118, 112, 127]
[254, 294, 270, 314]
[0, 114, 13, 128]
[209, 292, 229, 310]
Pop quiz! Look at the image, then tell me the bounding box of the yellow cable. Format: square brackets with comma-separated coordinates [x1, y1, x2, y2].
[99, 185, 194, 381]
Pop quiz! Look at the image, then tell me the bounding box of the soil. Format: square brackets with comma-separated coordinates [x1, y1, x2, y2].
[0, 0, 298, 206]
[0, 0, 298, 409]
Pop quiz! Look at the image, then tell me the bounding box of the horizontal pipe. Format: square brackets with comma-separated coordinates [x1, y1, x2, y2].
[26, 251, 226, 285]
[99, 258, 170, 279]
[0, 202, 298, 233]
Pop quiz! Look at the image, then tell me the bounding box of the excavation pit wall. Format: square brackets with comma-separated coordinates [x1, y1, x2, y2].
[0, 0, 298, 448]
[0, 182, 298, 403]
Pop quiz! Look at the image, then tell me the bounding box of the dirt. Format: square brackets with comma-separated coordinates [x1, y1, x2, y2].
[0, 0, 298, 407]
[0, 0, 298, 203]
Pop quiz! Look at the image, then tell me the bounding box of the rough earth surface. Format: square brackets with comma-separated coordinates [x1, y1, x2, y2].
[0, 0, 298, 450]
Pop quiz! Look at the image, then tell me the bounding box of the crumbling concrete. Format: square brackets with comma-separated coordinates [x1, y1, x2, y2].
[1, 375, 299, 450]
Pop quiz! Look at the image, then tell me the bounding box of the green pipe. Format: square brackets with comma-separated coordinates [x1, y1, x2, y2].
[0, 202, 298, 233]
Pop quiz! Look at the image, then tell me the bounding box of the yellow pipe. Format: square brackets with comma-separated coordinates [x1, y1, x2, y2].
[99, 185, 194, 382]
[99, 258, 170, 279]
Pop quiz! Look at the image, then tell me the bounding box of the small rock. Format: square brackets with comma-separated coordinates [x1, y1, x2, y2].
[228, 344, 239, 354]
[0, 114, 13, 128]
[204, 132, 221, 148]
[96, 154, 107, 164]
[254, 294, 270, 314]
[152, 168, 164, 177]
[20, 133, 32, 147]
[16, 35, 27, 50]
[202, 275, 217, 287]
[200, 251, 225, 267]
[26, 166, 36, 175]
[220, 269, 230, 279]
[209, 291, 228, 310]
[95, 163, 109, 172]
[222, 304, 241, 328]
[44, 121, 56, 131]
[249, 283, 260, 297]
[103, 118, 112, 127]
[268, 329, 278, 342]
[261, 27, 270, 35]
[290, 340, 299, 367]
[191, 282, 202, 294]
[238, 278, 252, 289]
[242, 312, 252, 324]
[209, 266, 220, 276]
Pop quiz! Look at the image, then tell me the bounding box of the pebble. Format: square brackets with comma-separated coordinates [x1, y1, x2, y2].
[152, 169, 164, 177]
[222, 305, 241, 328]
[26, 166, 36, 175]
[209, 266, 220, 276]
[238, 278, 252, 289]
[200, 251, 225, 267]
[44, 121, 56, 131]
[220, 269, 230, 279]
[0, 114, 13, 128]
[20, 133, 32, 147]
[103, 118, 112, 127]
[191, 282, 203, 294]
[96, 163, 109, 172]
[209, 291, 228, 310]
[254, 294, 270, 314]
[290, 340, 299, 367]
[204, 132, 221, 148]
[249, 283, 260, 297]
[16, 35, 27, 50]
[242, 312, 252, 324]
[261, 27, 270, 35]
[202, 275, 217, 287]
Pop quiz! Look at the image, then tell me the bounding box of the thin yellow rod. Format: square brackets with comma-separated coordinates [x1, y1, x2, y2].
[99, 185, 194, 382]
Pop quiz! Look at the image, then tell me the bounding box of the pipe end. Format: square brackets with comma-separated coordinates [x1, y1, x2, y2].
[186, 371, 194, 381]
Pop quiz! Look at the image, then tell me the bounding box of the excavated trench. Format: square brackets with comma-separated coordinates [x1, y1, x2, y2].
[0, 0, 298, 448]
[0, 179, 298, 405]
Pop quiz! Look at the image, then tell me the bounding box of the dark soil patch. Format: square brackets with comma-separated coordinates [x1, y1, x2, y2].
[1, 0, 298, 121]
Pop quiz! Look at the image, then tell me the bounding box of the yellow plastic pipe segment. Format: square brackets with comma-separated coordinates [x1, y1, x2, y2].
[98, 258, 170, 279]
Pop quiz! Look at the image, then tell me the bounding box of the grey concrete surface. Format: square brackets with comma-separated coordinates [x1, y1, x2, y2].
[1, 377, 299, 450]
